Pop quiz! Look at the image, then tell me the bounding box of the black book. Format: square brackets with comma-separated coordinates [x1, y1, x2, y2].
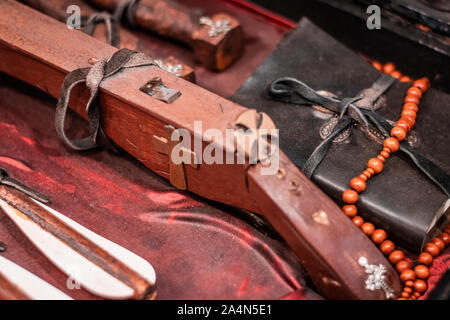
[231, 18, 449, 252]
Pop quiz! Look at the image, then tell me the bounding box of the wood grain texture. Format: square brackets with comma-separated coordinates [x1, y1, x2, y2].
[0, 0, 402, 299]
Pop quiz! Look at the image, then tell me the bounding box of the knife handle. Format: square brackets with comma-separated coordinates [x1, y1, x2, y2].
[247, 151, 402, 299]
[86, 0, 244, 70]
[0, 185, 156, 300]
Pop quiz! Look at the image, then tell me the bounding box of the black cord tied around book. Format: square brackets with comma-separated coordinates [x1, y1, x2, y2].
[267, 75, 450, 198]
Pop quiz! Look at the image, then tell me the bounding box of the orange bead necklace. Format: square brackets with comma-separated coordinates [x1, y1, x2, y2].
[341, 61, 450, 300]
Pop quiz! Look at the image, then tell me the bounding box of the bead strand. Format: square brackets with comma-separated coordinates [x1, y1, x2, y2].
[341, 62, 449, 300]
[371, 61, 412, 83]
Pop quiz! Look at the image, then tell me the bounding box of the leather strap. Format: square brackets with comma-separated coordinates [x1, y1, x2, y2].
[113, 0, 140, 26]
[82, 0, 141, 48]
[55, 48, 157, 152]
[83, 12, 120, 48]
[267, 76, 450, 198]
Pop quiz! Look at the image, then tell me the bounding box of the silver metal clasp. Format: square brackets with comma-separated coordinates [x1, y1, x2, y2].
[199, 16, 231, 37]
[359, 256, 395, 299]
[140, 77, 181, 104]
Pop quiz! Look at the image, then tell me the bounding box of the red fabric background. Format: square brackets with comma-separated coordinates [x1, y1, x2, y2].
[0, 0, 448, 300]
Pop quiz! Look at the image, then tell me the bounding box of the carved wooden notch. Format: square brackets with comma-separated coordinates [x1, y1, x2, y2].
[153, 125, 198, 190]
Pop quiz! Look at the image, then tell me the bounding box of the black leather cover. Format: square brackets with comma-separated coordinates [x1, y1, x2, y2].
[231, 18, 450, 252]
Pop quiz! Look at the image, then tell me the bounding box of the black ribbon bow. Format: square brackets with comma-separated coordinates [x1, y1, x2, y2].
[267, 76, 450, 198]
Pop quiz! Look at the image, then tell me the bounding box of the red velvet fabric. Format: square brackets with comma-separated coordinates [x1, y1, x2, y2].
[0, 0, 448, 300]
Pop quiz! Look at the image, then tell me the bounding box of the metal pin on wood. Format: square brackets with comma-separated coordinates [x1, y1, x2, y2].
[140, 77, 181, 104]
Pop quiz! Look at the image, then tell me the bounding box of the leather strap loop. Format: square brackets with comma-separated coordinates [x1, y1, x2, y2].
[113, 0, 140, 26]
[83, 12, 120, 48]
[55, 48, 157, 152]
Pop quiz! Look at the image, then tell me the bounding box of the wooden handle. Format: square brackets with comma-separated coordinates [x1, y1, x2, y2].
[86, 0, 244, 70]
[0, 186, 156, 300]
[247, 152, 402, 299]
[20, 0, 195, 81]
[87, 0, 201, 44]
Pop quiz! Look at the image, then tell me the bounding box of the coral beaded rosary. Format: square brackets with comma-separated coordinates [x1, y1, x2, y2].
[341, 61, 450, 300]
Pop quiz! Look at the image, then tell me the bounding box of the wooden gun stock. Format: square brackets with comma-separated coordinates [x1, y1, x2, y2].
[248, 153, 402, 299]
[0, 0, 401, 299]
[20, 0, 195, 81]
[86, 0, 244, 71]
